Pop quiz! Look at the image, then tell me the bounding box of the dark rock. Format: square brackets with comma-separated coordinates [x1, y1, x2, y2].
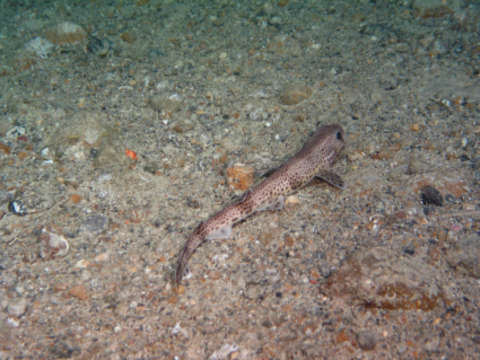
[83, 214, 108, 233]
[421, 185, 443, 206]
[357, 331, 376, 351]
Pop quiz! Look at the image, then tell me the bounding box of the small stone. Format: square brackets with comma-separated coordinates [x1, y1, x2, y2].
[7, 298, 28, 317]
[39, 228, 69, 258]
[406, 155, 421, 175]
[420, 185, 443, 206]
[24, 37, 54, 58]
[269, 16, 282, 25]
[70, 194, 82, 204]
[402, 243, 415, 255]
[279, 84, 312, 105]
[8, 200, 27, 216]
[83, 214, 108, 233]
[357, 331, 376, 351]
[285, 195, 300, 207]
[46, 22, 87, 45]
[7, 318, 20, 327]
[0, 142, 10, 154]
[94, 252, 109, 262]
[68, 285, 89, 300]
[75, 259, 90, 269]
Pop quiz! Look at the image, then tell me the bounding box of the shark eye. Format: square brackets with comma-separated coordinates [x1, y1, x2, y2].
[336, 131, 343, 141]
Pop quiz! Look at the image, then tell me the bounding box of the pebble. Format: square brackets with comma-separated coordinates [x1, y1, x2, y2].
[75, 259, 90, 269]
[0, 142, 10, 154]
[94, 252, 109, 262]
[279, 84, 312, 105]
[7, 298, 28, 317]
[269, 16, 283, 26]
[70, 194, 82, 204]
[8, 200, 27, 216]
[7, 318, 20, 327]
[284, 195, 300, 207]
[83, 214, 108, 233]
[68, 285, 89, 300]
[357, 331, 377, 351]
[45, 22, 87, 45]
[420, 185, 443, 207]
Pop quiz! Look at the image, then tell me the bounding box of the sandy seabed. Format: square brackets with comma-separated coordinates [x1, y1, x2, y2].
[0, 0, 479, 359]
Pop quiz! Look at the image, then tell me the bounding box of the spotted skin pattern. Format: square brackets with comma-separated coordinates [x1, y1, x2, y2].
[175, 124, 345, 285]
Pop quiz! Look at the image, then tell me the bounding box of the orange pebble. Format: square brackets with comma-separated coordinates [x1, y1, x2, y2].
[0, 142, 10, 154]
[70, 194, 82, 204]
[125, 148, 137, 160]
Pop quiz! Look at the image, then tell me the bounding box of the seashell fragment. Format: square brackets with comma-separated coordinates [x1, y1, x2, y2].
[46, 22, 87, 45]
[24, 37, 54, 58]
[87, 35, 112, 57]
[39, 228, 69, 259]
[8, 200, 27, 216]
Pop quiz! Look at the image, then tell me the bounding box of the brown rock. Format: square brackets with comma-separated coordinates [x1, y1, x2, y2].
[0, 142, 10, 154]
[68, 285, 89, 300]
[279, 84, 312, 105]
[420, 185, 443, 206]
[226, 163, 254, 191]
[323, 247, 450, 311]
[45, 22, 87, 45]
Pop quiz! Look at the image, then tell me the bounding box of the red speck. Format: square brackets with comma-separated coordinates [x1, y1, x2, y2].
[125, 148, 137, 160]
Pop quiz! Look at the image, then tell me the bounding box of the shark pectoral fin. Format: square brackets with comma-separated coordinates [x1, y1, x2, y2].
[315, 170, 344, 189]
[206, 225, 232, 240]
[258, 195, 285, 212]
[270, 195, 285, 211]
